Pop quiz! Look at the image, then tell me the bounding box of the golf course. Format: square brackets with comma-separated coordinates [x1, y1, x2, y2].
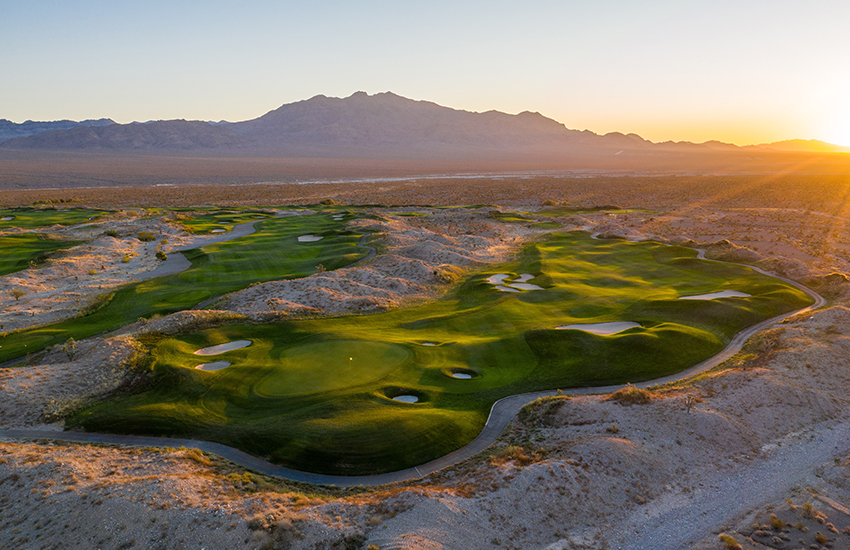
[67, 231, 814, 475]
[0, 211, 368, 362]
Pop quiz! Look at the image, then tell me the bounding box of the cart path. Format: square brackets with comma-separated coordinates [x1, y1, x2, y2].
[0, 257, 824, 487]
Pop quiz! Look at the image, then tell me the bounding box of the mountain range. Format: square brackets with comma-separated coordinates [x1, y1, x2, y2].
[2, 92, 848, 161]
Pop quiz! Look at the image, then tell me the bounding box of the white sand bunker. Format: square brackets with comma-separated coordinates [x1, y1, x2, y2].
[195, 361, 231, 371]
[193, 340, 252, 356]
[451, 373, 473, 379]
[298, 235, 324, 242]
[392, 395, 419, 403]
[421, 342, 437, 346]
[211, 228, 227, 233]
[487, 273, 543, 291]
[556, 321, 642, 335]
[0, 216, 14, 221]
[679, 290, 751, 300]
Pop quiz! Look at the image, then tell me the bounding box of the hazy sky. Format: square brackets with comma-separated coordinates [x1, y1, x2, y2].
[3, 0, 850, 146]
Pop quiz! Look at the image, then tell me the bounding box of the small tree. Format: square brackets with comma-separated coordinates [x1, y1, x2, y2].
[8, 288, 26, 301]
[64, 337, 77, 360]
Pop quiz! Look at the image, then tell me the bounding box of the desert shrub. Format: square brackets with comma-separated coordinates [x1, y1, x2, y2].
[717, 533, 742, 550]
[137, 231, 156, 242]
[769, 514, 787, 530]
[7, 288, 26, 301]
[63, 337, 77, 360]
[542, 199, 558, 206]
[320, 198, 338, 205]
[122, 254, 131, 263]
[160, 238, 168, 245]
[606, 423, 620, 434]
[155, 251, 167, 261]
[815, 532, 829, 543]
[103, 229, 120, 238]
[606, 384, 655, 406]
[88, 269, 98, 276]
[489, 445, 537, 467]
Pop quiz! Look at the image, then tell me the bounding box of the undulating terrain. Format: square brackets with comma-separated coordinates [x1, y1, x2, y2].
[2, 172, 850, 550]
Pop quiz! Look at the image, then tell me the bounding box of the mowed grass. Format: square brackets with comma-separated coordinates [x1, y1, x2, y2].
[0, 213, 368, 362]
[0, 207, 109, 228]
[0, 234, 82, 276]
[176, 210, 275, 234]
[69, 232, 813, 475]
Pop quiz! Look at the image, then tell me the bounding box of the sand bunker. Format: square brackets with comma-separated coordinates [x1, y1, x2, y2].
[487, 273, 542, 291]
[211, 229, 226, 233]
[510, 282, 543, 290]
[556, 321, 642, 335]
[194, 361, 231, 371]
[421, 342, 437, 346]
[0, 216, 14, 221]
[486, 274, 510, 284]
[679, 290, 752, 300]
[450, 372, 473, 379]
[193, 340, 252, 356]
[392, 395, 419, 403]
[298, 235, 324, 242]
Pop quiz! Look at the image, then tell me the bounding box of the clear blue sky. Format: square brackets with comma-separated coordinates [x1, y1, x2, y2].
[3, 0, 850, 145]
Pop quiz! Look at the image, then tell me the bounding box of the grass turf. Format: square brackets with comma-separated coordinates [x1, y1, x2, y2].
[0, 207, 109, 228]
[69, 231, 813, 475]
[0, 213, 369, 362]
[0, 234, 83, 277]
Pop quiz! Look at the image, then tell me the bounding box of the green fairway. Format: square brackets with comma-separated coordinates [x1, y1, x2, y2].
[0, 207, 109, 229]
[0, 234, 82, 276]
[0, 213, 369, 362]
[69, 232, 813, 475]
[175, 210, 275, 234]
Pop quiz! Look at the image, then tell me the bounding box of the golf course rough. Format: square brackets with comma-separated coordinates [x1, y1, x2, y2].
[69, 231, 813, 476]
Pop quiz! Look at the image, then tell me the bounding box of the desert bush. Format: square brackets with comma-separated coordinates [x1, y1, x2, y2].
[122, 254, 131, 263]
[815, 532, 830, 544]
[7, 288, 27, 301]
[160, 238, 168, 245]
[606, 423, 620, 434]
[769, 513, 787, 530]
[155, 251, 167, 261]
[63, 337, 77, 360]
[542, 199, 557, 206]
[320, 198, 338, 206]
[103, 229, 120, 238]
[489, 445, 537, 467]
[88, 269, 98, 276]
[606, 384, 655, 406]
[137, 231, 156, 242]
[717, 533, 742, 550]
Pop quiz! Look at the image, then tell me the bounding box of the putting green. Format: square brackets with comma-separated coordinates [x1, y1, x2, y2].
[69, 231, 814, 475]
[255, 340, 412, 397]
